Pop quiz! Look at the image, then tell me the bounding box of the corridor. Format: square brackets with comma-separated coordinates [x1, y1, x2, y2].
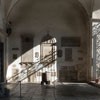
[2, 82, 100, 100]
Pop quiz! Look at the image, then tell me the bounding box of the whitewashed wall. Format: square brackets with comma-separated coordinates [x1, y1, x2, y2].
[6, 0, 90, 82]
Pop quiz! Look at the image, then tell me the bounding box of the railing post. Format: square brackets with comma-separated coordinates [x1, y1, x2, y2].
[19, 81, 21, 98]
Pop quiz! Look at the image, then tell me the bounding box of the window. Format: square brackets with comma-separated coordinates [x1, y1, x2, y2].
[65, 48, 72, 61]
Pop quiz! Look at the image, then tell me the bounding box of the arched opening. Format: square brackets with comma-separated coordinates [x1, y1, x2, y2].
[6, 0, 90, 84]
[37, 34, 57, 84]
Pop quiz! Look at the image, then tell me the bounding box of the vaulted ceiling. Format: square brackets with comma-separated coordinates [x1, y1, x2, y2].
[1, 0, 100, 35]
[3, 0, 98, 18]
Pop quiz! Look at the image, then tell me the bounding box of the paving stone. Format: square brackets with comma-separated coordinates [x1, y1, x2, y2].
[1, 83, 100, 100]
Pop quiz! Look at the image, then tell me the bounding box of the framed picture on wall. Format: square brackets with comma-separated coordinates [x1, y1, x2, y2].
[13, 54, 17, 60]
[61, 37, 80, 47]
[35, 52, 39, 58]
[57, 49, 62, 57]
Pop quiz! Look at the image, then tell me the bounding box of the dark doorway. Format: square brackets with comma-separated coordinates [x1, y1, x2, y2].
[0, 42, 4, 82]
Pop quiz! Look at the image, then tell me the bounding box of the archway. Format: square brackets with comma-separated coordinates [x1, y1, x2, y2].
[39, 34, 57, 84]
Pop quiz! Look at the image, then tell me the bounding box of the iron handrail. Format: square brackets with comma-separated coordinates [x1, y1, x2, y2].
[7, 51, 57, 82]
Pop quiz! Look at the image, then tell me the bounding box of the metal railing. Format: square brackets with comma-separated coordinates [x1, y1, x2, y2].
[92, 22, 100, 36]
[92, 22, 100, 79]
[7, 51, 56, 82]
[0, 51, 57, 98]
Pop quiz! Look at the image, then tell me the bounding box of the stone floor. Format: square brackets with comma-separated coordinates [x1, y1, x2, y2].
[1, 82, 100, 100]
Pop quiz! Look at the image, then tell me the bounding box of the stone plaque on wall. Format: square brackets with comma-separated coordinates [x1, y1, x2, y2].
[61, 37, 80, 47]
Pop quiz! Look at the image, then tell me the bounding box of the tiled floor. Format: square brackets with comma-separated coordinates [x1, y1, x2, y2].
[1, 82, 100, 100]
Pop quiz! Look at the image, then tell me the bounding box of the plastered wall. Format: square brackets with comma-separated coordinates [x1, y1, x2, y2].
[6, 0, 91, 82]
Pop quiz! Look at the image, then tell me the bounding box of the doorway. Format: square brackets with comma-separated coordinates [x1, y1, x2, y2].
[35, 34, 57, 84]
[0, 42, 4, 82]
